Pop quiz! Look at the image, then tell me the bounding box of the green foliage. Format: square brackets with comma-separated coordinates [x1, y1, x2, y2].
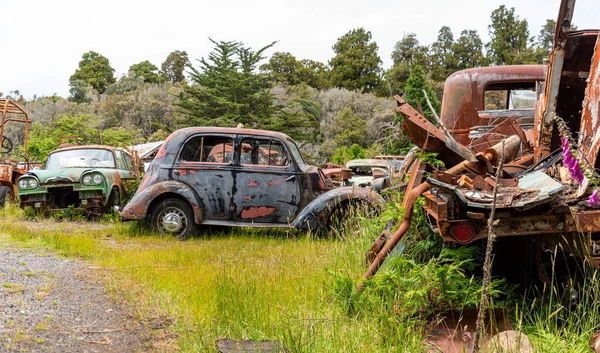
[269, 96, 320, 142]
[454, 29, 486, 69]
[387, 33, 431, 94]
[486, 5, 533, 65]
[128, 60, 163, 84]
[161, 50, 189, 83]
[104, 75, 145, 95]
[403, 65, 440, 124]
[260, 52, 303, 86]
[69, 51, 116, 100]
[178, 39, 278, 128]
[100, 127, 136, 147]
[27, 114, 134, 161]
[330, 144, 365, 165]
[430, 26, 458, 82]
[391, 33, 429, 68]
[329, 28, 382, 93]
[261, 53, 330, 90]
[332, 107, 368, 147]
[299, 59, 330, 90]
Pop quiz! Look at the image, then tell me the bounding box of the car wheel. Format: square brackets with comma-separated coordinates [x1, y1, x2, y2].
[151, 199, 196, 240]
[0, 186, 13, 207]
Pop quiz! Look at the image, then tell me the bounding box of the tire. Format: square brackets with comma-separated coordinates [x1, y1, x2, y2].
[150, 199, 196, 240]
[0, 186, 13, 207]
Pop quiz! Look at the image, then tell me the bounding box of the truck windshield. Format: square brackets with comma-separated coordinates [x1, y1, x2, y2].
[46, 149, 115, 169]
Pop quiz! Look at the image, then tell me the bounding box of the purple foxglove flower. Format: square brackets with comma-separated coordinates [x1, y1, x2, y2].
[565, 156, 577, 169]
[588, 189, 599, 206]
[561, 136, 569, 149]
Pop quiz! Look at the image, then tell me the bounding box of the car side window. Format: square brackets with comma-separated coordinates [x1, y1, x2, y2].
[123, 153, 134, 171]
[180, 136, 234, 164]
[240, 139, 288, 167]
[115, 151, 127, 170]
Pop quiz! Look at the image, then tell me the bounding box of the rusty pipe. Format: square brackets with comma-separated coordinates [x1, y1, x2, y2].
[361, 181, 431, 282]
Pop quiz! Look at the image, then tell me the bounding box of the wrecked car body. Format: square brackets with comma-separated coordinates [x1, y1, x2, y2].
[18, 145, 138, 215]
[345, 159, 392, 190]
[365, 0, 600, 293]
[120, 127, 381, 239]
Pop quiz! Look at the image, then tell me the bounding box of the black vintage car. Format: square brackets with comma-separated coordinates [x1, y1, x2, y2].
[120, 127, 381, 239]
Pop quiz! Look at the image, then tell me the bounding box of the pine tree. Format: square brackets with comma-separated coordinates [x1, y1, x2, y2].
[178, 39, 277, 128]
[329, 28, 382, 93]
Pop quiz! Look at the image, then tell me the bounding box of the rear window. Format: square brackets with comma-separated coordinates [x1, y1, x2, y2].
[180, 136, 234, 163]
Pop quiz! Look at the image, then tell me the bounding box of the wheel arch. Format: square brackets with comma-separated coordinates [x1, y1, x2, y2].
[119, 181, 203, 224]
[291, 186, 383, 229]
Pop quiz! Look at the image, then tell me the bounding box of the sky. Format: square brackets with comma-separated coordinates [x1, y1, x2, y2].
[1, 0, 599, 98]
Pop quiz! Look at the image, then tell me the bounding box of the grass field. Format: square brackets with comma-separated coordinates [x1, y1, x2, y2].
[0, 203, 599, 352]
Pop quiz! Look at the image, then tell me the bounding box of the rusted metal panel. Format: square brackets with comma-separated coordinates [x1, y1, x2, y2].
[396, 96, 475, 167]
[423, 191, 448, 221]
[402, 160, 425, 209]
[578, 34, 600, 168]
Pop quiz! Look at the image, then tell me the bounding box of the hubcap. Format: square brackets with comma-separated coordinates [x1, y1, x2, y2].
[160, 208, 187, 234]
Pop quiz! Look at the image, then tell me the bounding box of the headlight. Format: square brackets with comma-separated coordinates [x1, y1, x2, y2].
[82, 173, 104, 186]
[93, 174, 103, 185]
[82, 175, 92, 185]
[18, 178, 38, 190]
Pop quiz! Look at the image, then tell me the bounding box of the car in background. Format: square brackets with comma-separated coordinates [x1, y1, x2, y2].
[120, 127, 382, 239]
[345, 159, 392, 190]
[18, 145, 138, 215]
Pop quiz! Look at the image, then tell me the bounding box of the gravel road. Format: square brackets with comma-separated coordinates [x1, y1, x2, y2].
[0, 247, 153, 352]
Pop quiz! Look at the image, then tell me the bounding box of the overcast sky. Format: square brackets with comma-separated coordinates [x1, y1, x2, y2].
[1, 0, 598, 98]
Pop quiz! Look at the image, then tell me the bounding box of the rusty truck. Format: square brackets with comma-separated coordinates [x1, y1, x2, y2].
[365, 0, 600, 294]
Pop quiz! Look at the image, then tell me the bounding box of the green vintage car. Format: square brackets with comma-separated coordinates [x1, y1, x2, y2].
[18, 145, 137, 215]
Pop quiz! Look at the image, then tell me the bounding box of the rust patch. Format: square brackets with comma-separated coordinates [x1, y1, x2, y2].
[241, 206, 277, 219]
[242, 195, 252, 201]
[267, 177, 283, 187]
[179, 169, 188, 176]
[248, 179, 259, 188]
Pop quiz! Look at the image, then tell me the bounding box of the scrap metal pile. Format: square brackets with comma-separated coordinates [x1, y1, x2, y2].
[363, 0, 600, 284]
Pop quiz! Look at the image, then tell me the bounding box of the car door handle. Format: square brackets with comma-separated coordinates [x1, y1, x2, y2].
[285, 175, 296, 182]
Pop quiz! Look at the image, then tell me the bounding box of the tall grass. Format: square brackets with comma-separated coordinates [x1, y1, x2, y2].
[0, 201, 599, 352]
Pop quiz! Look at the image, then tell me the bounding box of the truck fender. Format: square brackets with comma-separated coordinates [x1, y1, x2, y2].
[291, 186, 383, 229]
[120, 180, 203, 224]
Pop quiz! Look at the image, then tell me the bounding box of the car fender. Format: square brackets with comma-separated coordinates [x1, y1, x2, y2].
[291, 186, 383, 229]
[120, 180, 203, 224]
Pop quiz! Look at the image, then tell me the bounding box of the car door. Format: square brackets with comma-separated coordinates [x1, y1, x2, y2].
[232, 136, 301, 224]
[172, 134, 235, 221]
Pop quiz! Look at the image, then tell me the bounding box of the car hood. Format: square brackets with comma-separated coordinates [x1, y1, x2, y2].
[27, 168, 97, 184]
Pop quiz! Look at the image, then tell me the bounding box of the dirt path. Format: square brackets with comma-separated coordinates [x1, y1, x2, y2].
[0, 247, 153, 352]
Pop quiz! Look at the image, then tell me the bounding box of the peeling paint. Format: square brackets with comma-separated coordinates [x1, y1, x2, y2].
[241, 206, 278, 219]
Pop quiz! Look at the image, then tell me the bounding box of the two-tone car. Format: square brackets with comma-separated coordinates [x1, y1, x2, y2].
[120, 127, 382, 239]
[18, 145, 137, 215]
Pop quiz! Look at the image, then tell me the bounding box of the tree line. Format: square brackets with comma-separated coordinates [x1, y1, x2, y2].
[2, 5, 561, 164]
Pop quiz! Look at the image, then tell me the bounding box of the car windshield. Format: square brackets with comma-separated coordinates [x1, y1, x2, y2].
[45, 149, 115, 169]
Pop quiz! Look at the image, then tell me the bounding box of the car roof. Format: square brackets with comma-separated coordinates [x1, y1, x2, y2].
[48, 145, 126, 155]
[173, 127, 293, 141]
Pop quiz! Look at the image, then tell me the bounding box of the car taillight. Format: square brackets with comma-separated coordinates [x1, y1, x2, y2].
[451, 223, 475, 243]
